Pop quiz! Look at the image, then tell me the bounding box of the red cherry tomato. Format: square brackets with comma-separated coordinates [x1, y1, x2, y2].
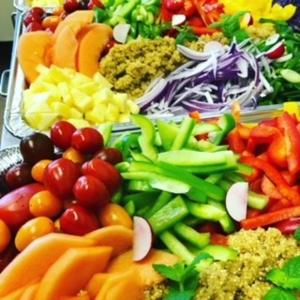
[71, 128, 104, 154]
[23, 12, 41, 27]
[0, 183, 45, 229]
[94, 148, 123, 165]
[30, 7, 45, 18]
[73, 175, 110, 208]
[50, 121, 76, 150]
[82, 158, 121, 195]
[5, 162, 33, 190]
[43, 158, 80, 199]
[60, 205, 99, 235]
[26, 22, 44, 32]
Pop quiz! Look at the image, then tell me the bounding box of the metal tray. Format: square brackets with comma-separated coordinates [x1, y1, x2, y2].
[14, 0, 61, 11]
[4, 12, 297, 138]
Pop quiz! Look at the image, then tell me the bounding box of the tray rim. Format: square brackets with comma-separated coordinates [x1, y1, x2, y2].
[14, 0, 61, 11]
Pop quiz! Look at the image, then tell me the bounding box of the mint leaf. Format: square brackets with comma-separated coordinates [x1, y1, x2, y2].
[264, 287, 297, 300]
[153, 263, 186, 282]
[165, 289, 195, 300]
[267, 269, 300, 289]
[283, 256, 300, 278]
[294, 227, 300, 241]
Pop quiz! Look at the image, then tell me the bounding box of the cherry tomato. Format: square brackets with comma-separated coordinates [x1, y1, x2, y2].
[0, 183, 45, 229]
[15, 217, 55, 251]
[87, 0, 104, 9]
[0, 220, 11, 254]
[64, 0, 80, 13]
[29, 190, 63, 218]
[50, 121, 76, 150]
[23, 11, 41, 27]
[26, 22, 44, 32]
[44, 158, 80, 199]
[30, 7, 45, 18]
[99, 203, 133, 229]
[20, 133, 54, 165]
[71, 128, 104, 154]
[41, 15, 61, 32]
[5, 162, 33, 190]
[94, 148, 123, 165]
[73, 175, 110, 208]
[63, 148, 85, 164]
[31, 159, 52, 183]
[60, 205, 99, 235]
[63, 198, 78, 210]
[82, 158, 121, 195]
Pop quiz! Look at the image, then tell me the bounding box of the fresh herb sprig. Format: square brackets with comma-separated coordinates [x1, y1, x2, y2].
[153, 253, 212, 300]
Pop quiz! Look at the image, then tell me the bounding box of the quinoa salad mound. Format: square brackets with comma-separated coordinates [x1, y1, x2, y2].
[144, 228, 300, 300]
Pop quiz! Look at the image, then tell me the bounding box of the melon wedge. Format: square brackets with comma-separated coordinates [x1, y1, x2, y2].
[108, 249, 179, 286]
[85, 225, 133, 256]
[34, 247, 112, 300]
[85, 273, 110, 299]
[0, 233, 94, 296]
[19, 283, 39, 300]
[77, 23, 112, 77]
[18, 31, 52, 83]
[54, 10, 94, 38]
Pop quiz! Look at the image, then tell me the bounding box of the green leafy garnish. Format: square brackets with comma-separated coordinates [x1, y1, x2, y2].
[153, 253, 212, 300]
[294, 227, 300, 241]
[175, 26, 198, 45]
[264, 287, 297, 300]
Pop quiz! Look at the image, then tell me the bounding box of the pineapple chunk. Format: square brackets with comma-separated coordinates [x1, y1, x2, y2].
[25, 112, 58, 131]
[50, 102, 71, 118]
[67, 119, 90, 128]
[71, 89, 93, 113]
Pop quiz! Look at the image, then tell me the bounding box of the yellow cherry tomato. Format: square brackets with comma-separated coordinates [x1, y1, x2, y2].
[99, 203, 133, 229]
[63, 148, 85, 164]
[31, 160, 52, 183]
[15, 217, 55, 251]
[0, 220, 11, 254]
[29, 190, 63, 218]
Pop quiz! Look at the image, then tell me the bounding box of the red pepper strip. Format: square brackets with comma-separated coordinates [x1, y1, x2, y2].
[250, 178, 263, 193]
[189, 111, 201, 121]
[246, 167, 262, 182]
[191, 26, 219, 35]
[275, 217, 300, 235]
[237, 124, 252, 139]
[188, 16, 204, 27]
[266, 132, 287, 169]
[160, 5, 173, 21]
[210, 233, 228, 246]
[227, 129, 245, 154]
[261, 175, 281, 200]
[277, 112, 300, 175]
[184, 0, 198, 17]
[241, 206, 300, 229]
[247, 208, 261, 218]
[198, 222, 221, 234]
[267, 198, 290, 213]
[241, 156, 300, 205]
[260, 118, 278, 127]
[281, 170, 298, 186]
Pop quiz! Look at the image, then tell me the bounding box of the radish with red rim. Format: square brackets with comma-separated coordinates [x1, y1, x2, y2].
[265, 42, 285, 60]
[133, 216, 153, 262]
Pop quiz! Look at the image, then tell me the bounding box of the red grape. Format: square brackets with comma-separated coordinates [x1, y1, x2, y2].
[5, 163, 33, 190]
[50, 121, 76, 150]
[64, 0, 80, 13]
[26, 22, 44, 32]
[94, 148, 123, 165]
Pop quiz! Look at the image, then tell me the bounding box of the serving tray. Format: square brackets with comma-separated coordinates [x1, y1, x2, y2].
[14, 0, 61, 11]
[4, 12, 297, 138]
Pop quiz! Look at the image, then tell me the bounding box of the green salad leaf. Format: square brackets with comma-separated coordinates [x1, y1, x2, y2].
[294, 227, 300, 241]
[264, 287, 297, 300]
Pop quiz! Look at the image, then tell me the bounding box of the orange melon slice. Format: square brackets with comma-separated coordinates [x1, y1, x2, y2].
[54, 10, 94, 38]
[76, 23, 112, 77]
[34, 246, 112, 300]
[59, 294, 90, 300]
[18, 31, 53, 83]
[108, 249, 179, 286]
[0, 233, 94, 296]
[85, 273, 110, 299]
[85, 225, 133, 256]
[19, 283, 39, 300]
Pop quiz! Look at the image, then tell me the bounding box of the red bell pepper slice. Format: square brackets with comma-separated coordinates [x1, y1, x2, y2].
[261, 175, 281, 200]
[210, 233, 228, 246]
[188, 16, 204, 27]
[281, 170, 298, 186]
[160, 5, 173, 21]
[247, 208, 261, 218]
[227, 129, 246, 154]
[277, 112, 300, 175]
[192, 0, 223, 26]
[191, 26, 219, 35]
[241, 156, 300, 205]
[266, 132, 287, 169]
[237, 124, 252, 139]
[184, 0, 198, 17]
[275, 217, 300, 235]
[241, 206, 300, 229]
[250, 178, 263, 193]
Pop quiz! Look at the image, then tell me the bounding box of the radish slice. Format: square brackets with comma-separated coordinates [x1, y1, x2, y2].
[113, 24, 131, 44]
[204, 41, 225, 55]
[265, 42, 285, 59]
[133, 216, 153, 262]
[276, 53, 293, 63]
[240, 12, 253, 28]
[266, 34, 280, 46]
[172, 14, 186, 26]
[226, 182, 249, 222]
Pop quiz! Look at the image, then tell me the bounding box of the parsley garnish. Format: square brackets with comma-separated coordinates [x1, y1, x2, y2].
[153, 253, 212, 300]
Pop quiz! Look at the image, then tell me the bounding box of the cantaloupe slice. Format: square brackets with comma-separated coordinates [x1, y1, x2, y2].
[34, 247, 112, 300]
[108, 249, 179, 286]
[0, 233, 94, 296]
[52, 25, 79, 69]
[59, 293, 90, 300]
[76, 23, 112, 77]
[0, 281, 38, 300]
[85, 273, 110, 299]
[18, 31, 53, 83]
[85, 225, 133, 256]
[95, 269, 142, 300]
[54, 10, 94, 38]
[19, 283, 39, 300]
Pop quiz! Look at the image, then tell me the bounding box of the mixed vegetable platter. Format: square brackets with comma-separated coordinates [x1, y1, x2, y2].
[1, 106, 300, 299]
[15, 0, 300, 132]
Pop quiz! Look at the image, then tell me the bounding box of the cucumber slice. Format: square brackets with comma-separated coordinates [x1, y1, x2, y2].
[200, 245, 238, 261]
[281, 69, 300, 84]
